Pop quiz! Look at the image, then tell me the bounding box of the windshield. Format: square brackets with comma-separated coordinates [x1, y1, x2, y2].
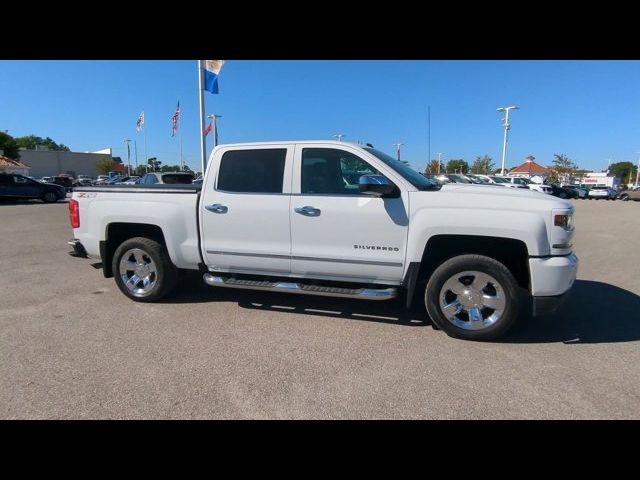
[490, 176, 508, 183]
[363, 148, 439, 191]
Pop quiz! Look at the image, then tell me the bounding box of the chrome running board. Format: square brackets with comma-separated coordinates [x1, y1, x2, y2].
[203, 273, 397, 301]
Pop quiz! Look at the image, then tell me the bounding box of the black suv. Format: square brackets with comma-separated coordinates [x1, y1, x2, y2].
[0, 173, 66, 203]
[52, 176, 74, 192]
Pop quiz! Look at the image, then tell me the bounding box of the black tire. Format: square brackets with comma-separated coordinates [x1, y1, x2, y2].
[621, 194, 629, 201]
[112, 237, 178, 302]
[424, 254, 521, 341]
[42, 191, 58, 203]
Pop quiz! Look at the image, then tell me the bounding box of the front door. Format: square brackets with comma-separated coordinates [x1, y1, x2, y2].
[200, 145, 294, 276]
[289, 145, 409, 285]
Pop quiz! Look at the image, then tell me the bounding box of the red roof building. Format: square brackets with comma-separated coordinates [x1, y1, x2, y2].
[508, 155, 551, 177]
[0, 154, 30, 175]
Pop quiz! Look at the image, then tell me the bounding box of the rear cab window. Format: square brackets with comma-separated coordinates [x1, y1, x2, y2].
[216, 149, 287, 193]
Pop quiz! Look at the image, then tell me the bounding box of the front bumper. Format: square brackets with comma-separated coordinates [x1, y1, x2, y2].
[529, 253, 578, 297]
[68, 239, 88, 258]
[532, 290, 571, 317]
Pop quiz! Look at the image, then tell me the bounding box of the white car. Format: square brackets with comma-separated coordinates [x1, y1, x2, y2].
[587, 186, 613, 200]
[68, 140, 578, 342]
[500, 176, 553, 194]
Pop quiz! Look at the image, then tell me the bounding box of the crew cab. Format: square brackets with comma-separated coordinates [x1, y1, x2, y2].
[68, 141, 578, 341]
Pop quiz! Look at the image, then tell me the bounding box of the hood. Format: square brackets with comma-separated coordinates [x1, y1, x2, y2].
[419, 183, 573, 212]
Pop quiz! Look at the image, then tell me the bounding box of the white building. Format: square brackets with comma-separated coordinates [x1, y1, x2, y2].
[580, 172, 620, 189]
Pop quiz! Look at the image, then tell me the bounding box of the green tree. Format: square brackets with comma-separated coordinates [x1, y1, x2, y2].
[0, 131, 20, 159]
[424, 159, 444, 174]
[14, 135, 70, 151]
[470, 155, 495, 174]
[609, 161, 638, 184]
[445, 159, 469, 174]
[96, 158, 118, 175]
[147, 157, 161, 171]
[551, 154, 578, 184]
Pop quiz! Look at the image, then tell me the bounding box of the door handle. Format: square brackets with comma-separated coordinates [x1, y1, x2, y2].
[294, 206, 321, 216]
[205, 204, 228, 214]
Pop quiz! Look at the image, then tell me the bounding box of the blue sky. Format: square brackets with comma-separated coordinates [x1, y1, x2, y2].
[2, 60, 640, 172]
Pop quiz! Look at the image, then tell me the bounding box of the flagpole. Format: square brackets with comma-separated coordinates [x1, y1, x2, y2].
[134, 140, 138, 173]
[198, 60, 207, 176]
[144, 127, 148, 174]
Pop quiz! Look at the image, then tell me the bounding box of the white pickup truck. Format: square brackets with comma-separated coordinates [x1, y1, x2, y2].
[68, 141, 578, 341]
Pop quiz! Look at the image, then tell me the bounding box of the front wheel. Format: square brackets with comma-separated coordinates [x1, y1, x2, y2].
[424, 255, 521, 341]
[620, 194, 629, 201]
[112, 237, 178, 302]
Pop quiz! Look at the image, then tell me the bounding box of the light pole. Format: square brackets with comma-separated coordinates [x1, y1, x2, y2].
[393, 143, 404, 161]
[124, 139, 132, 176]
[334, 134, 345, 142]
[436, 152, 443, 174]
[635, 152, 640, 187]
[207, 114, 223, 164]
[497, 105, 519, 175]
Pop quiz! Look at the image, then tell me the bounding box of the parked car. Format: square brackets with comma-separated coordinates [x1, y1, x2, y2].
[489, 176, 529, 189]
[39, 176, 53, 183]
[51, 176, 73, 192]
[138, 172, 195, 185]
[76, 175, 93, 186]
[69, 140, 578, 342]
[548, 184, 578, 199]
[500, 176, 552, 194]
[562, 185, 588, 199]
[619, 186, 640, 201]
[93, 175, 110, 185]
[192, 176, 204, 186]
[112, 176, 140, 185]
[0, 173, 66, 202]
[587, 186, 612, 200]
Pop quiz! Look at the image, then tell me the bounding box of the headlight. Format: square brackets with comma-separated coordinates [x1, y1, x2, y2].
[554, 213, 573, 230]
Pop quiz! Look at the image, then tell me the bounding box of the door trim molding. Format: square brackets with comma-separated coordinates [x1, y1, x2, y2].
[206, 250, 403, 267]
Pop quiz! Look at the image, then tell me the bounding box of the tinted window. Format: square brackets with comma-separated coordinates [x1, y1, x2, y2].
[301, 148, 380, 195]
[0, 175, 12, 185]
[162, 173, 194, 184]
[217, 149, 286, 193]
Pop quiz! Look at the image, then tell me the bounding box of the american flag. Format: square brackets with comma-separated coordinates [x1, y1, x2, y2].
[204, 121, 212, 137]
[171, 101, 180, 137]
[136, 111, 145, 132]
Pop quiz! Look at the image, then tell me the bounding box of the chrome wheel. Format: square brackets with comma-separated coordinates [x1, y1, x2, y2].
[439, 270, 506, 331]
[118, 248, 158, 298]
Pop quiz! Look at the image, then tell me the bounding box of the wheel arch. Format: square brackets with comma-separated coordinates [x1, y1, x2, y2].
[404, 234, 530, 308]
[100, 223, 167, 278]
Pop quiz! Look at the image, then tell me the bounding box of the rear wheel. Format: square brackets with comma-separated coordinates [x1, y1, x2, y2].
[424, 255, 521, 341]
[112, 237, 177, 302]
[42, 191, 58, 203]
[621, 194, 629, 201]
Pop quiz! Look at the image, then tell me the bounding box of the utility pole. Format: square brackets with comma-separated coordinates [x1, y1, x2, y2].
[334, 134, 345, 142]
[124, 139, 132, 176]
[497, 105, 519, 175]
[393, 143, 404, 161]
[436, 152, 443, 174]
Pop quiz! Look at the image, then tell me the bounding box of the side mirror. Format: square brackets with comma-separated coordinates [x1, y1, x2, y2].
[359, 175, 399, 198]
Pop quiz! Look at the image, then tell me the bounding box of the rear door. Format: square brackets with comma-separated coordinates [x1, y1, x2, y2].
[200, 145, 294, 275]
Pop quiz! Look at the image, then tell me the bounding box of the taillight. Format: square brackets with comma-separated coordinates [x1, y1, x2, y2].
[69, 199, 80, 228]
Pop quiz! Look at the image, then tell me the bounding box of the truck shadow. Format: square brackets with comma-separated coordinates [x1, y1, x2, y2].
[168, 276, 640, 343]
[502, 280, 640, 344]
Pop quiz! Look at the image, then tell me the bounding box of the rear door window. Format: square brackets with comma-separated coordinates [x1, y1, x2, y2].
[217, 149, 287, 193]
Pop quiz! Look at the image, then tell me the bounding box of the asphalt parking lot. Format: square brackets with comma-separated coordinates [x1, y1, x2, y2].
[1, 197, 639, 419]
